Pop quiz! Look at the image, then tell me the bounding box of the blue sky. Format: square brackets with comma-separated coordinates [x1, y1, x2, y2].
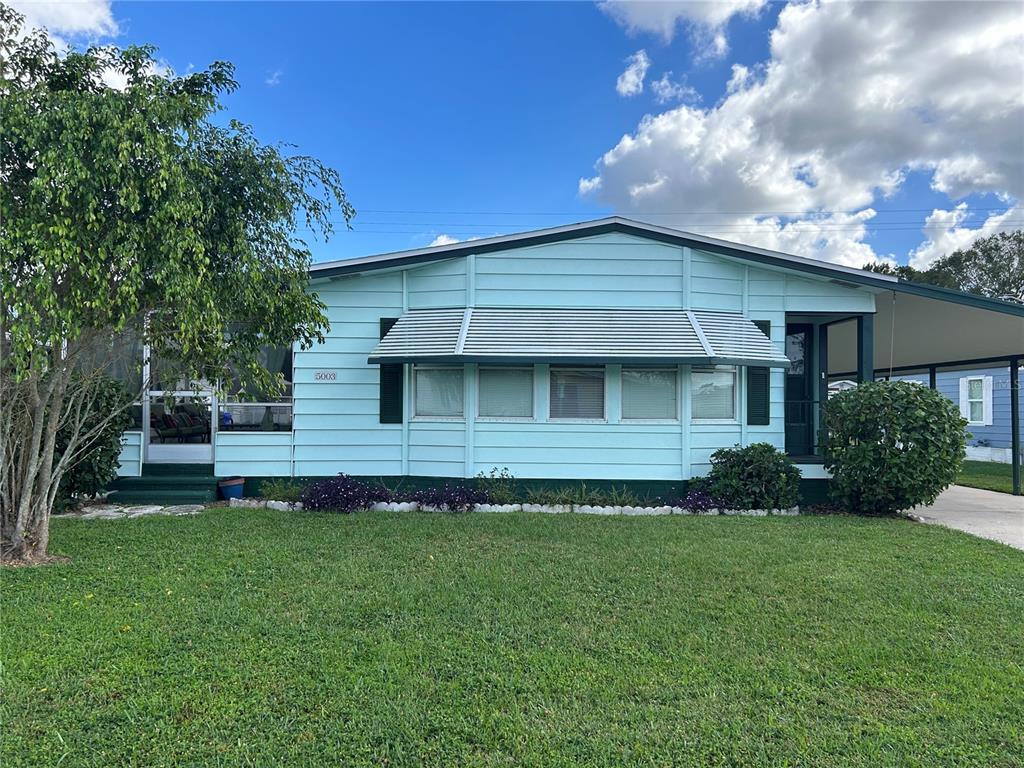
[20, 1, 1023, 267]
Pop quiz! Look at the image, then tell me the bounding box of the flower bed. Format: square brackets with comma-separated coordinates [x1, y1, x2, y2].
[237, 495, 800, 517]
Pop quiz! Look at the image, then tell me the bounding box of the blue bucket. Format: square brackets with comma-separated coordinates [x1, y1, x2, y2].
[219, 478, 245, 500]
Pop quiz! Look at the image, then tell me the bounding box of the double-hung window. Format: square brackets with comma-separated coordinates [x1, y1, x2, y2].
[479, 367, 534, 418]
[549, 367, 605, 420]
[691, 365, 737, 420]
[414, 366, 464, 417]
[622, 368, 678, 420]
[961, 375, 991, 426]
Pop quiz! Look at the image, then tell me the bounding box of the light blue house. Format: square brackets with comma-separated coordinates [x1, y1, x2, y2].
[112, 218, 1024, 499]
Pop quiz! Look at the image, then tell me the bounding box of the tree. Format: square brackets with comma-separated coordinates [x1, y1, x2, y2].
[863, 230, 1024, 301]
[930, 231, 1024, 302]
[0, 6, 354, 563]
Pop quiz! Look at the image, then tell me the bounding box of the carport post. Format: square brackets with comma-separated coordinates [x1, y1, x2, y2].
[856, 314, 874, 384]
[928, 366, 937, 389]
[1011, 357, 1020, 496]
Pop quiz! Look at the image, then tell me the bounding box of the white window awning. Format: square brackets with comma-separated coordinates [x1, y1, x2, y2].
[368, 308, 790, 368]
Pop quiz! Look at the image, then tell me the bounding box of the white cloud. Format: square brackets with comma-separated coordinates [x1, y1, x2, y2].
[615, 49, 650, 97]
[582, 1, 1024, 265]
[910, 204, 1019, 269]
[265, 70, 282, 87]
[650, 72, 698, 105]
[601, 0, 766, 58]
[429, 234, 462, 247]
[9, 0, 117, 52]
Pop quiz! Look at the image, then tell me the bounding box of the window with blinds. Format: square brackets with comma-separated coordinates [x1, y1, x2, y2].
[414, 367, 464, 417]
[691, 366, 737, 420]
[478, 367, 534, 418]
[622, 368, 677, 420]
[550, 368, 605, 420]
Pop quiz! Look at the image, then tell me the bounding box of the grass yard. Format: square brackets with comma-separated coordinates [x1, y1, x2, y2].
[3, 510, 1023, 767]
[958, 459, 1016, 494]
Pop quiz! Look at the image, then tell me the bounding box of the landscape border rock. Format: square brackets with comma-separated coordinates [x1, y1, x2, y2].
[249, 497, 801, 517]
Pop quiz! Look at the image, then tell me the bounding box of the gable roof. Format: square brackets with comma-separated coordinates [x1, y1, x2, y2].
[310, 216, 1024, 318]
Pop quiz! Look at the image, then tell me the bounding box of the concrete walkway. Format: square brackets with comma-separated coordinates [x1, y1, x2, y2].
[915, 485, 1024, 550]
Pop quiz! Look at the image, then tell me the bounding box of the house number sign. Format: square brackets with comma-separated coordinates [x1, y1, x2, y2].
[314, 370, 338, 382]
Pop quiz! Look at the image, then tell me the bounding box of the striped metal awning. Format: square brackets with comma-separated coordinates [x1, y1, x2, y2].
[368, 308, 790, 368]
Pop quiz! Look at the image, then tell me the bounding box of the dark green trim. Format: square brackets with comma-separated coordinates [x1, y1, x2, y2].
[242, 475, 830, 506]
[832, 354, 1024, 379]
[1011, 357, 1020, 496]
[379, 318, 403, 424]
[312, 219, 1024, 319]
[746, 320, 771, 426]
[369, 354, 791, 368]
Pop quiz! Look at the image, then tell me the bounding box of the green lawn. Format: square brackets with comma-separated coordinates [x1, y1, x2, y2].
[3, 511, 1023, 767]
[958, 459, 1016, 494]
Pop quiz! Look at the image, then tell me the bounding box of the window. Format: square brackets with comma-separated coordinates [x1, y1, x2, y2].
[414, 366, 464, 417]
[219, 346, 294, 432]
[622, 368, 677, 420]
[550, 367, 605, 420]
[479, 367, 534, 418]
[691, 366, 737, 420]
[961, 375, 991, 425]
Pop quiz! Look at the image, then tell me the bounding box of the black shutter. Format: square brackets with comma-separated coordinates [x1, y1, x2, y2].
[379, 318, 403, 424]
[746, 320, 771, 426]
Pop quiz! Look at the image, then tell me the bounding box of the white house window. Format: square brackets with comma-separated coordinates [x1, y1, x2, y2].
[960, 375, 992, 426]
[414, 366, 464, 417]
[550, 367, 605, 420]
[479, 367, 533, 418]
[691, 365, 737, 420]
[622, 368, 677, 420]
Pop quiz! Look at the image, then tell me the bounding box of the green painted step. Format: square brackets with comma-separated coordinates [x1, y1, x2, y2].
[142, 463, 215, 477]
[107, 464, 221, 504]
[107, 488, 218, 505]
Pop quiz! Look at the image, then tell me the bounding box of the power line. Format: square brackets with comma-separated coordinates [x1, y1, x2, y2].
[349, 205, 1022, 217]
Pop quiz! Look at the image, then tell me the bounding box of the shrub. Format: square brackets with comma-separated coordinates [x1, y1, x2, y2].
[823, 380, 967, 515]
[299, 474, 390, 513]
[701, 443, 801, 510]
[56, 376, 135, 510]
[476, 467, 517, 504]
[258, 479, 306, 503]
[410, 484, 491, 513]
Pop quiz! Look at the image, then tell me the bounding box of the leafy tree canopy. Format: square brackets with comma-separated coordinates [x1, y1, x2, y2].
[863, 230, 1024, 302]
[0, 5, 352, 561]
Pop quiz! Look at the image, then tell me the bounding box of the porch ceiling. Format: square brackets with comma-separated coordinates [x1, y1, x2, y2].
[829, 291, 1024, 373]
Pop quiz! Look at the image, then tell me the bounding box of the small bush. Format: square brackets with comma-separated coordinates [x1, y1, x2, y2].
[410, 484, 491, 512]
[300, 474, 391, 513]
[56, 376, 135, 510]
[823, 381, 967, 515]
[476, 467, 517, 504]
[258, 479, 306, 503]
[700, 443, 801, 510]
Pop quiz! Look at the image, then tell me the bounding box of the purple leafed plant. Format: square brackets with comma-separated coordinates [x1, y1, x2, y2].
[409, 484, 492, 513]
[661, 488, 728, 513]
[300, 474, 391, 513]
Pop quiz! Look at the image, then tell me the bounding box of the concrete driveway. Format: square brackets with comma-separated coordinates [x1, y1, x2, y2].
[915, 485, 1024, 550]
